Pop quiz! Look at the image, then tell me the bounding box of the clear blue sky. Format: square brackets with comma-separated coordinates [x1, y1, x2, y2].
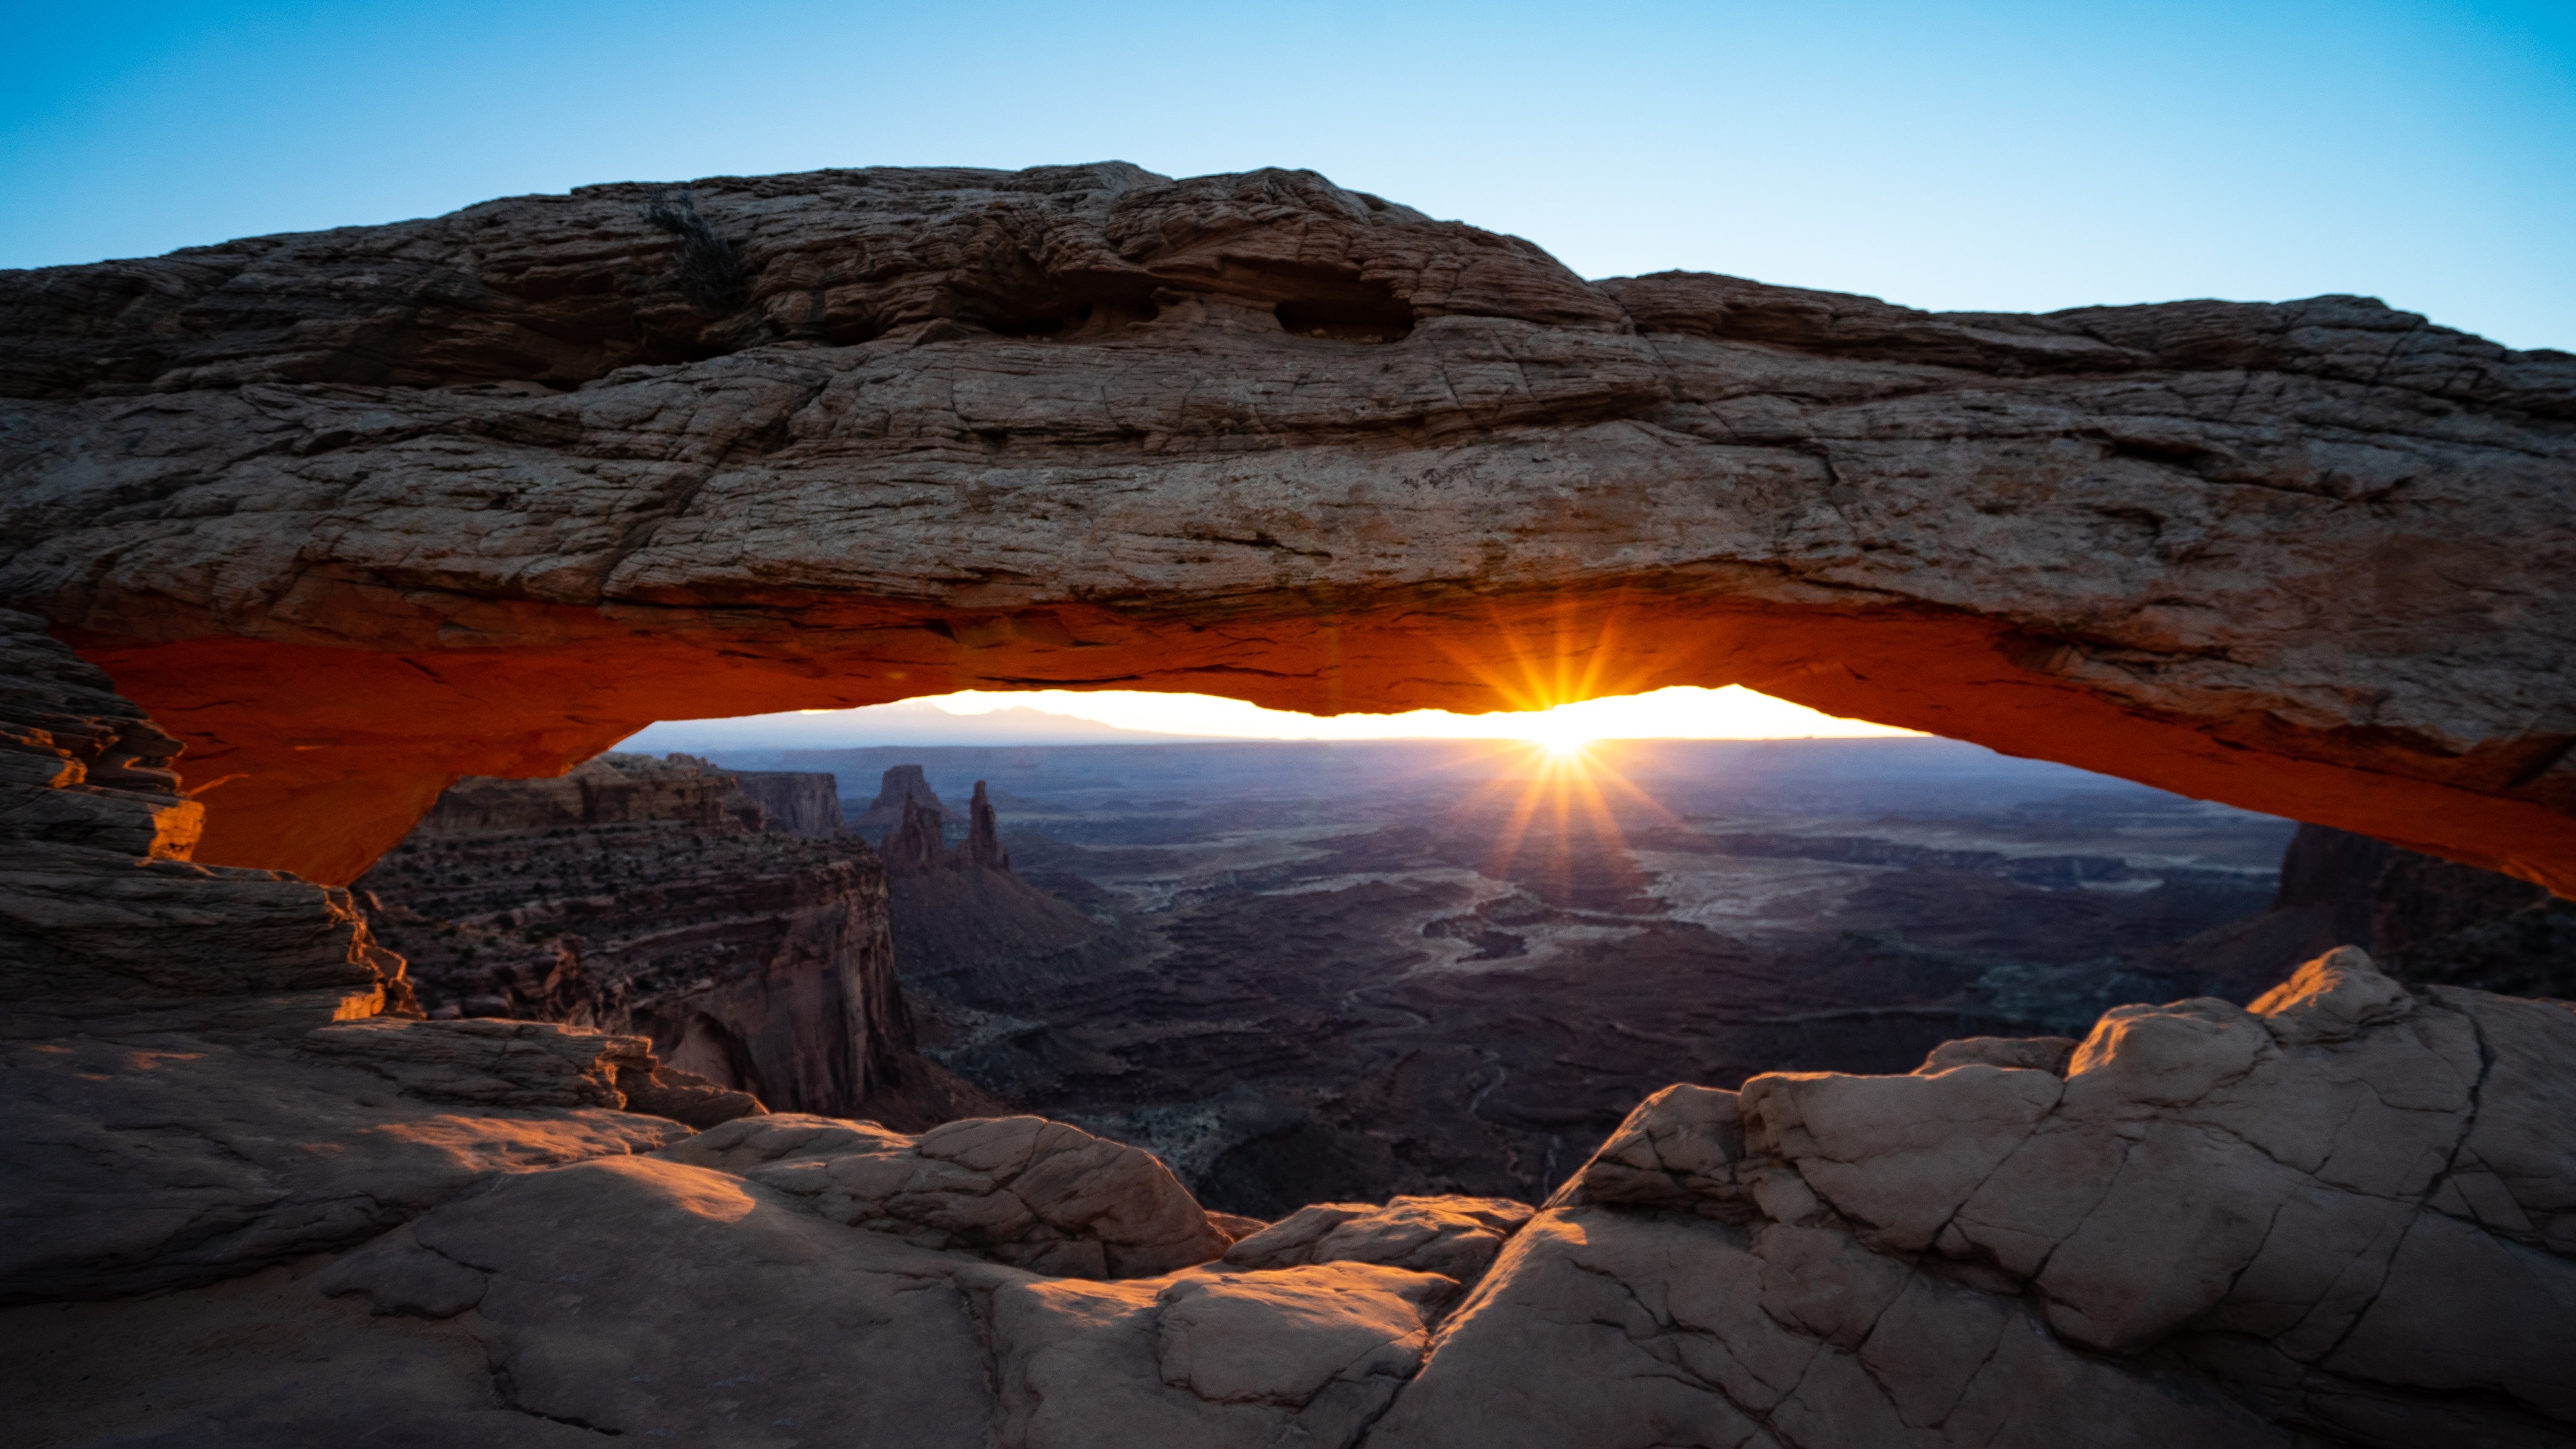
[5, 1, 2571, 348]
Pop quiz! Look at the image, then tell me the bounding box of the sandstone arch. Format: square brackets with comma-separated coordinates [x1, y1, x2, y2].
[2, 164, 2569, 890]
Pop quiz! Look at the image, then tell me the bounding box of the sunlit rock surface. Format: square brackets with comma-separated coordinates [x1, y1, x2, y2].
[1, 165, 2569, 890]
[0, 610, 744, 1301]
[1542, 949, 2576, 1444]
[1222, 1195, 1534, 1286]
[658, 1111, 1230, 1279]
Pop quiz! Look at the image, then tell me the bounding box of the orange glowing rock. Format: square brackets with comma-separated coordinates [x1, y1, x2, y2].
[4, 166, 2566, 892]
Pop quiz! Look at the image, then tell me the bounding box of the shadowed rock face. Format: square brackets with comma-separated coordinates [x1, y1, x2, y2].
[0, 610, 746, 1301]
[357, 753, 931, 1121]
[723, 767, 843, 835]
[855, 763, 952, 835]
[0, 164, 2569, 892]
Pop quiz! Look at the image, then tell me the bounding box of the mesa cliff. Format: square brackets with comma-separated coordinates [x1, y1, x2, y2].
[356, 752, 994, 1128]
[0, 165, 2568, 892]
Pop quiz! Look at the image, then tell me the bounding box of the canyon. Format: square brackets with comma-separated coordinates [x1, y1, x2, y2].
[355, 751, 995, 1128]
[788, 741, 2302, 1215]
[1, 164, 2571, 1448]
[345, 737, 2576, 1224]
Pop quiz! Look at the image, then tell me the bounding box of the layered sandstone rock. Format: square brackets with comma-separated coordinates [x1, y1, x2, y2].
[407, 753, 741, 837]
[966, 780, 1011, 869]
[356, 752, 994, 1128]
[0, 613, 744, 1303]
[659, 1111, 1230, 1279]
[882, 794, 951, 872]
[881, 776, 1015, 873]
[0, 166, 2566, 892]
[727, 767, 845, 835]
[857, 763, 953, 836]
[2258, 822, 2575, 999]
[867, 772, 1129, 1102]
[0, 608, 394, 1036]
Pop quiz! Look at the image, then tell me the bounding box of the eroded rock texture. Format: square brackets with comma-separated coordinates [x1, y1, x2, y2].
[857, 763, 954, 835]
[0, 610, 755, 1301]
[25, 932, 2567, 1444]
[2263, 821, 2576, 999]
[659, 1112, 1230, 1279]
[720, 762, 849, 836]
[1222, 1195, 1535, 1287]
[1519, 948, 2576, 1447]
[355, 751, 991, 1126]
[0, 165, 2567, 890]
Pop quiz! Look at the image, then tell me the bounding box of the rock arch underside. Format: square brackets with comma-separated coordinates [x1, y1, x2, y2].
[2, 163, 2573, 893]
[3, 165, 2573, 1448]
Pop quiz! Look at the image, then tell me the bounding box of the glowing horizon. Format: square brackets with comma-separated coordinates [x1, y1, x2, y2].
[756, 683, 1921, 744]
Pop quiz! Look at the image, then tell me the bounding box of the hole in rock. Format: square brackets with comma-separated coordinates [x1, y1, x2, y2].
[945, 272, 1167, 340]
[1273, 294, 1414, 342]
[337, 681, 2569, 1220]
[1146, 255, 1413, 342]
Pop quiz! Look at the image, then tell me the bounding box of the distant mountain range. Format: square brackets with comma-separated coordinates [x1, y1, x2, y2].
[619, 702, 1231, 752]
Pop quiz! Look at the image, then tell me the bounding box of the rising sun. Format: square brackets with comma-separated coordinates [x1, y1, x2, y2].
[1524, 720, 1594, 758]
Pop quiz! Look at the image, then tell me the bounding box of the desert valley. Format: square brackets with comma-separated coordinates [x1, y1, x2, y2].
[352, 734, 2569, 1221]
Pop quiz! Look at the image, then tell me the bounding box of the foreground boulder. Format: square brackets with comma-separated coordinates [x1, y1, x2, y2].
[306, 1154, 1455, 1447]
[661, 1112, 1230, 1278]
[1543, 948, 2576, 1445]
[1373, 1209, 2283, 1449]
[1222, 1195, 1534, 1286]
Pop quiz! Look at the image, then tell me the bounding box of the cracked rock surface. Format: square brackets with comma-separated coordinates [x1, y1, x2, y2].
[1554, 946, 2576, 1446]
[658, 1111, 1230, 1279]
[19, 934, 2569, 1445]
[1221, 1194, 1535, 1286]
[1369, 1207, 2285, 1449]
[0, 166, 2567, 892]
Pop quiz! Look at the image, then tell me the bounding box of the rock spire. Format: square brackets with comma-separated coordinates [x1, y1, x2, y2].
[966, 780, 1010, 870]
[880, 776, 1014, 875]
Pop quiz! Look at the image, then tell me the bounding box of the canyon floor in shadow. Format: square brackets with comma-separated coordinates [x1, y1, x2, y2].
[716, 738, 2305, 1217]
